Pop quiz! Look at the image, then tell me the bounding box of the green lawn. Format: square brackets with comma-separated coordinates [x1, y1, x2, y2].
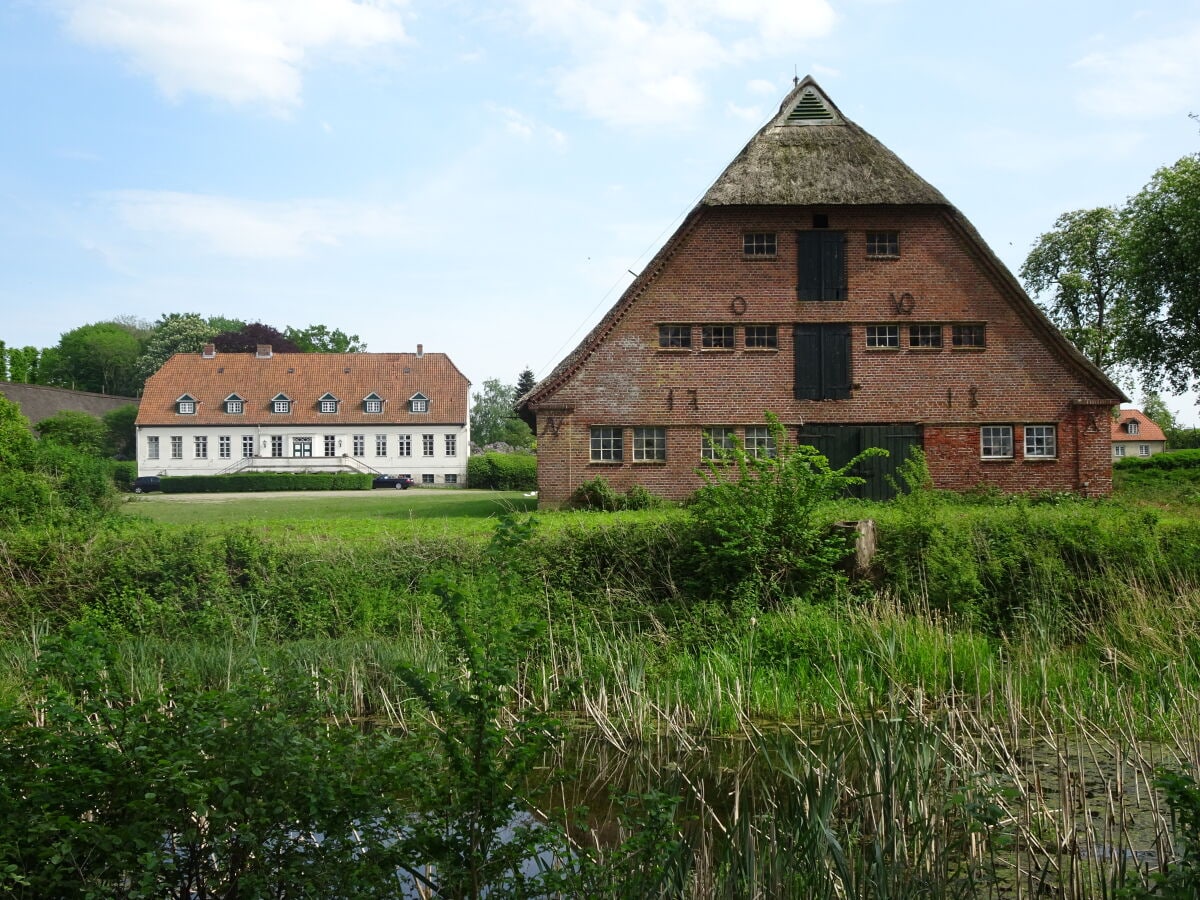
[120, 488, 539, 530]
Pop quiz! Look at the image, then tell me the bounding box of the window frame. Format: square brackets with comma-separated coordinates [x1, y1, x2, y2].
[272, 394, 292, 414]
[242, 435, 255, 458]
[445, 434, 457, 457]
[147, 436, 160, 460]
[866, 325, 900, 349]
[397, 434, 412, 457]
[909, 324, 943, 349]
[632, 426, 666, 462]
[170, 436, 183, 460]
[194, 436, 208, 459]
[702, 427, 735, 460]
[352, 434, 366, 457]
[374, 434, 388, 457]
[422, 434, 435, 457]
[176, 397, 196, 415]
[743, 232, 778, 257]
[980, 425, 1014, 460]
[745, 426, 776, 459]
[952, 324, 986, 349]
[1139, 444, 1151, 457]
[218, 435, 232, 459]
[744, 325, 778, 349]
[658, 324, 692, 349]
[1114, 444, 1126, 458]
[323, 434, 337, 456]
[1023, 424, 1057, 459]
[701, 324, 735, 350]
[410, 394, 429, 413]
[270, 436, 284, 458]
[865, 231, 900, 258]
[590, 426, 623, 462]
[224, 396, 244, 415]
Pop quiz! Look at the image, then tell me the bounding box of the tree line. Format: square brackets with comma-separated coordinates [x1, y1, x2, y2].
[0, 314, 366, 398]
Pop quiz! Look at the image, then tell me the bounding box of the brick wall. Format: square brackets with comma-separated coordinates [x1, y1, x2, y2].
[532, 205, 1120, 505]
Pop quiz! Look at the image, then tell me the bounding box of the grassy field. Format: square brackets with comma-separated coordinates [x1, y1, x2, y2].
[119, 487, 539, 528]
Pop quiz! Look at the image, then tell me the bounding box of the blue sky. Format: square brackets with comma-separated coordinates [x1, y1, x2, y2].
[2, 0, 1199, 422]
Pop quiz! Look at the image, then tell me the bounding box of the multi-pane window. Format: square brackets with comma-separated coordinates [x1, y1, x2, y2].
[745, 325, 777, 348]
[590, 426, 623, 462]
[352, 434, 365, 456]
[194, 436, 208, 459]
[242, 435, 254, 458]
[398, 434, 412, 457]
[702, 427, 734, 460]
[411, 398, 428, 413]
[702, 325, 735, 349]
[745, 426, 776, 459]
[1114, 444, 1126, 458]
[324, 434, 337, 456]
[422, 474, 436, 485]
[225, 399, 243, 414]
[1126, 421, 1140, 435]
[952, 324, 986, 348]
[981, 425, 1013, 459]
[444, 474, 459, 485]
[866, 325, 899, 348]
[147, 436, 160, 460]
[320, 399, 337, 414]
[445, 434, 457, 456]
[170, 436, 183, 459]
[1139, 444, 1151, 457]
[743, 232, 777, 256]
[422, 434, 435, 457]
[659, 325, 691, 348]
[375, 434, 388, 457]
[865, 231, 900, 257]
[218, 436, 231, 459]
[633, 427, 666, 461]
[365, 399, 383, 414]
[177, 399, 195, 415]
[909, 324, 943, 348]
[1024, 425, 1057, 458]
[273, 399, 290, 414]
[271, 436, 283, 457]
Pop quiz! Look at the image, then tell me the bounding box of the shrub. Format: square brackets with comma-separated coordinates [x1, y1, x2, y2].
[568, 477, 666, 511]
[161, 472, 371, 493]
[109, 460, 137, 490]
[466, 451, 537, 490]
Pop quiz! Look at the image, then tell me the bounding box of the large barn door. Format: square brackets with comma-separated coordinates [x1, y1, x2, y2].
[796, 424, 921, 500]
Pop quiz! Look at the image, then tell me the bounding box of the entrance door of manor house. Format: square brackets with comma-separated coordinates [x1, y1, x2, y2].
[292, 437, 313, 458]
[796, 424, 922, 500]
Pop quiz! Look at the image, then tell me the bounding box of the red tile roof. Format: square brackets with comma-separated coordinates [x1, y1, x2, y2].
[137, 350, 469, 427]
[1110, 408, 1167, 443]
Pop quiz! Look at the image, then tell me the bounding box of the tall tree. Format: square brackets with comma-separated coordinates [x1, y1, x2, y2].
[53, 322, 143, 395]
[135, 313, 216, 380]
[6, 347, 40, 384]
[103, 404, 140, 460]
[1019, 207, 1130, 373]
[1121, 154, 1200, 394]
[470, 378, 534, 448]
[516, 368, 536, 398]
[0, 341, 7, 381]
[211, 322, 300, 354]
[284, 324, 366, 353]
[1138, 391, 1178, 432]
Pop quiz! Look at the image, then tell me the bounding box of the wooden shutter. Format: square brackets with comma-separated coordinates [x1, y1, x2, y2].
[822, 324, 852, 399]
[797, 232, 846, 301]
[794, 325, 822, 399]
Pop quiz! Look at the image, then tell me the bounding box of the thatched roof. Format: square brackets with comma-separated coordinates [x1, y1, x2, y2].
[702, 76, 949, 207]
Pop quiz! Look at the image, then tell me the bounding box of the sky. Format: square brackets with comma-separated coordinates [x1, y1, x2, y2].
[2, 0, 1199, 423]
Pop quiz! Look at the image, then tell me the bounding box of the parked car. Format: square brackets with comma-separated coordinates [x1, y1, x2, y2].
[372, 474, 415, 490]
[131, 476, 162, 493]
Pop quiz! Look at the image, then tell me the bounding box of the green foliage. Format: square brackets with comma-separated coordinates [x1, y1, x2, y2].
[1115, 448, 1200, 471]
[35, 410, 110, 456]
[470, 377, 534, 448]
[1020, 207, 1130, 371]
[686, 413, 884, 604]
[51, 321, 143, 396]
[5, 346, 41, 384]
[135, 313, 217, 380]
[0, 625, 414, 899]
[0, 392, 37, 466]
[284, 323, 366, 352]
[102, 404, 139, 459]
[1122, 153, 1200, 394]
[466, 451, 537, 490]
[568, 476, 665, 511]
[161, 471, 372, 493]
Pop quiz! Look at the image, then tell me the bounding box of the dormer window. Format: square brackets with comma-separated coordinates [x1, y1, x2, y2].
[224, 394, 244, 415]
[409, 393, 429, 413]
[272, 393, 292, 414]
[363, 393, 384, 414]
[318, 392, 340, 414]
[176, 394, 197, 415]
[1126, 420, 1139, 435]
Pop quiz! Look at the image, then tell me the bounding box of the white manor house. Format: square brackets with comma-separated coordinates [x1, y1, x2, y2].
[136, 344, 470, 486]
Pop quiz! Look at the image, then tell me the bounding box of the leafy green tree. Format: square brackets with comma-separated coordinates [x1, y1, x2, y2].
[35, 410, 110, 457]
[212, 321, 301, 354]
[1140, 391, 1179, 432]
[6, 346, 40, 384]
[0, 340, 7, 381]
[1020, 207, 1130, 372]
[470, 377, 534, 447]
[135, 313, 216, 380]
[103, 404, 139, 460]
[1122, 154, 1200, 394]
[285, 323, 367, 352]
[516, 367, 536, 397]
[52, 322, 143, 395]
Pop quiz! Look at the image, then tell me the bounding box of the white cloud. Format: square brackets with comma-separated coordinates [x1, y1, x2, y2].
[1073, 24, 1200, 119]
[104, 191, 414, 258]
[520, 0, 835, 128]
[56, 0, 408, 112]
[489, 104, 568, 146]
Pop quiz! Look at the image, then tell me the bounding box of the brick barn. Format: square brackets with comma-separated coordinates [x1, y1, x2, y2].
[517, 76, 1126, 505]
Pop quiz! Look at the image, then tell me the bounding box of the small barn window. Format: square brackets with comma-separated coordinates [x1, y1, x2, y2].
[658, 325, 692, 348]
[866, 325, 899, 348]
[743, 232, 777, 257]
[952, 325, 986, 348]
[702, 325, 735, 349]
[866, 231, 899, 257]
[981, 426, 1013, 459]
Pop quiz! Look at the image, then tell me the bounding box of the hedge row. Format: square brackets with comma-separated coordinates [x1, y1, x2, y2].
[161, 472, 372, 493]
[1114, 448, 1200, 471]
[466, 452, 537, 491]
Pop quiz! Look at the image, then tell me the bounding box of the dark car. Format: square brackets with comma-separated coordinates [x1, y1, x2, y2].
[373, 474, 415, 490]
[131, 476, 162, 493]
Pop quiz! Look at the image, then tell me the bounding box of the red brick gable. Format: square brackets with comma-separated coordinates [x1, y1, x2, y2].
[137, 351, 469, 427]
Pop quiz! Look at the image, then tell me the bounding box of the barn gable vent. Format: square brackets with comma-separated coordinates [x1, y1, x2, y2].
[786, 87, 837, 125]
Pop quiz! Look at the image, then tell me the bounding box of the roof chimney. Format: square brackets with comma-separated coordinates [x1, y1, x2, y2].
[416, 343, 424, 359]
[202, 344, 216, 358]
[256, 344, 272, 359]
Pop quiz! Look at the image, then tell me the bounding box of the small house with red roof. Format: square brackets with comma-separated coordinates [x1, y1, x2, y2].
[1111, 409, 1167, 460]
[517, 76, 1127, 504]
[135, 344, 470, 485]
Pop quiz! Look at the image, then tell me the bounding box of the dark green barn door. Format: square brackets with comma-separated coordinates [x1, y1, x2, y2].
[796, 424, 921, 500]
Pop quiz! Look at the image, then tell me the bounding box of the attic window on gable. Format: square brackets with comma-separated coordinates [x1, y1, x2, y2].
[786, 88, 835, 124]
[224, 394, 244, 415]
[363, 393, 384, 414]
[176, 395, 197, 415]
[1126, 420, 1139, 435]
[272, 394, 292, 414]
[743, 232, 777, 257]
[318, 393, 340, 414]
[409, 393, 429, 414]
[866, 231, 900, 258]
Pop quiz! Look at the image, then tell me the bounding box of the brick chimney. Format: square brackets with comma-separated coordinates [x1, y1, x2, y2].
[416, 343, 424, 358]
[201, 344, 216, 358]
[256, 344, 272, 359]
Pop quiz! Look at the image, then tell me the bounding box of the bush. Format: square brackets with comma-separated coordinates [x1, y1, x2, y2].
[466, 451, 537, 490]
[568, 477, 666, 511]
[109, 460, 137, 490]
[161, 472, 371, 493]
[1115, 448, 1200, 471]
